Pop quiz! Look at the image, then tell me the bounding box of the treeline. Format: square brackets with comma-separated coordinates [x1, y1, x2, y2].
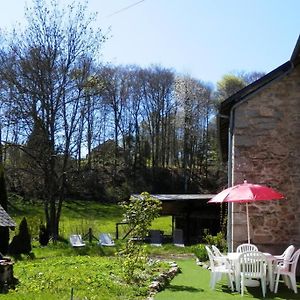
[0, 61, 222, 195]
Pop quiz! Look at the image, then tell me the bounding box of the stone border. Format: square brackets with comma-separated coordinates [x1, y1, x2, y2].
[147, 261, 180, 300]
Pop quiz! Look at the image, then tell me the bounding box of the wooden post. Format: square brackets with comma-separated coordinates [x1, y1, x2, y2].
[171, 215, 175, 236]
[116, 223, 119, 240]
[88, 228, 92, 243]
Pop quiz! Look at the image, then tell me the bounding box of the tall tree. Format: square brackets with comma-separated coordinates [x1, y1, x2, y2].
[215, 74, 246, 102]
[175, 76, 213, 190]
[215, 71, 265, 103]
[140, 66, 175, 168]
[0, 103, 10, 254]
[0, 165, 9, 254]
[0, 0, 105, 238]
[99, 65, 130, 175]
[236, 71, 266, 85]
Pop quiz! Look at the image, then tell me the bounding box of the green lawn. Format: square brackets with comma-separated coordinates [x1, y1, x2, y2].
[0, 242, 171, 300]
[8, 198, 172, 240]
[6, 198, 300, 300]
[155, 259, 300, 300]
[1, 198, 183, 299]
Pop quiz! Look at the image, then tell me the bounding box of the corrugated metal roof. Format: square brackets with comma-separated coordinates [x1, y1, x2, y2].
[0, 205, 16, 227]
[132, 194, 216, 201]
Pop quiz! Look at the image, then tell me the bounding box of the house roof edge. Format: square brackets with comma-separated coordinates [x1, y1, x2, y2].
[291, 34, 300, 64]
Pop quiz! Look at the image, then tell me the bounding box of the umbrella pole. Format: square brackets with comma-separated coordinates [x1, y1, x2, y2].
[246, 203, 250, 243]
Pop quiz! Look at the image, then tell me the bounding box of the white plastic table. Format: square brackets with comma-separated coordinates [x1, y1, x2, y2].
[226, 252, 277, 292]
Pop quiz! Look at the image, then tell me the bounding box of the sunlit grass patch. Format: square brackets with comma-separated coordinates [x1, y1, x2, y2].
[11, 256, 136, 300]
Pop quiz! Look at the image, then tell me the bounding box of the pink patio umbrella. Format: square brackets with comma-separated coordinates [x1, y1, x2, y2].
[208, 180, 285, 243]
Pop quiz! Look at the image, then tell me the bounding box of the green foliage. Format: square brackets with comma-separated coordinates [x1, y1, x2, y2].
[11, 255, 142, 299]
[203, 229, 227, 252]
[118, 241, 148, 283]
[216, 74, 246, 101]
[191, 244, 208, 261]
[38, 223, 50, 246]
[121, 192, 162, 239]
[0, 241, 171, 300]
[119, 192, 162, 282]
[27, 216, 43, 238]
[9, 217, 32, 255]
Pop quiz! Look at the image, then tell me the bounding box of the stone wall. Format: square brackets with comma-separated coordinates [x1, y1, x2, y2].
[231, 65, 300, 256]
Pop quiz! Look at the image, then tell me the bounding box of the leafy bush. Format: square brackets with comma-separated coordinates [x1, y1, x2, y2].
[27, 216, 42, 239]
[119, 192, 162, 283]
[9, 217, 32, 255]
[39, 223, 50, 246]
[191, 244, 208, 261]
[203, 229, 227, 252]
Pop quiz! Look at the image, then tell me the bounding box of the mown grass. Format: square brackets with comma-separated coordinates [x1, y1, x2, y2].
[8, 198, 172, 240]
[7, 198, 299, 300]
[1, 198, 183, 299]
[0, 239, 174, 300]
[11, 256, 130, 300]
[155, 259, 300, 300]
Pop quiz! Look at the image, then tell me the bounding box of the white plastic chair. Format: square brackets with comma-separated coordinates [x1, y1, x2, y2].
[237, 243, 258, 253]
[99, 233, 115, 246]
[274, 245, 295, 263]
[274, 248, 300, 294]
[69, 234, 86, 247]
[211, 245, 224, 257]
[205, 245, 234, 291]
[239, 251, 267, 297]
[211, 245, 228, 265]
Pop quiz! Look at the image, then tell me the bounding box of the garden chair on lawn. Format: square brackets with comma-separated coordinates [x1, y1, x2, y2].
[99, 233, 115, 246]
[69, 234, 86, 247]
[237, 243, 258, 253]
[205, 245, 235, 291]
[239, 251, 267, 297]
[274, 245, 295, 264]
[274, 248, 300, 294]
[211, 245, 228, 265]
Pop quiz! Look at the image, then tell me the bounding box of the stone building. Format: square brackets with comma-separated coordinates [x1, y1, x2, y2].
[218, 35, 300, 255]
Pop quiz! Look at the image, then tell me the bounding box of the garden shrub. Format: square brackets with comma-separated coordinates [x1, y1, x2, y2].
[39, 223, 50, 246]
[203, 229, 227, 252]
[27, 216, 42, 239]
[118, 192, 162, 283]
[8, 217, 32, 255]
[191, 244, 208, 261]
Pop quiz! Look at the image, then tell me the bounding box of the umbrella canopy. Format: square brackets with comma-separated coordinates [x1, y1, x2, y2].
[208, 180, 284, 243]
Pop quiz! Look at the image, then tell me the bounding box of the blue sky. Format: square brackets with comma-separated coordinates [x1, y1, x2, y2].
[0, 0, 299, 85]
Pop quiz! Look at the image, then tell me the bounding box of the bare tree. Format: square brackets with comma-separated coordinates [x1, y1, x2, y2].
[140, 66, 175, 168]
[98, 65, 131, 175]
[0, 0, 105, 238]
[175, 75, 213, 190]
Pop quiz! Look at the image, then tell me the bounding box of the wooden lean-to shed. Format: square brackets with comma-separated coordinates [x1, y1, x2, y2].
[152, 194, 220, 245]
